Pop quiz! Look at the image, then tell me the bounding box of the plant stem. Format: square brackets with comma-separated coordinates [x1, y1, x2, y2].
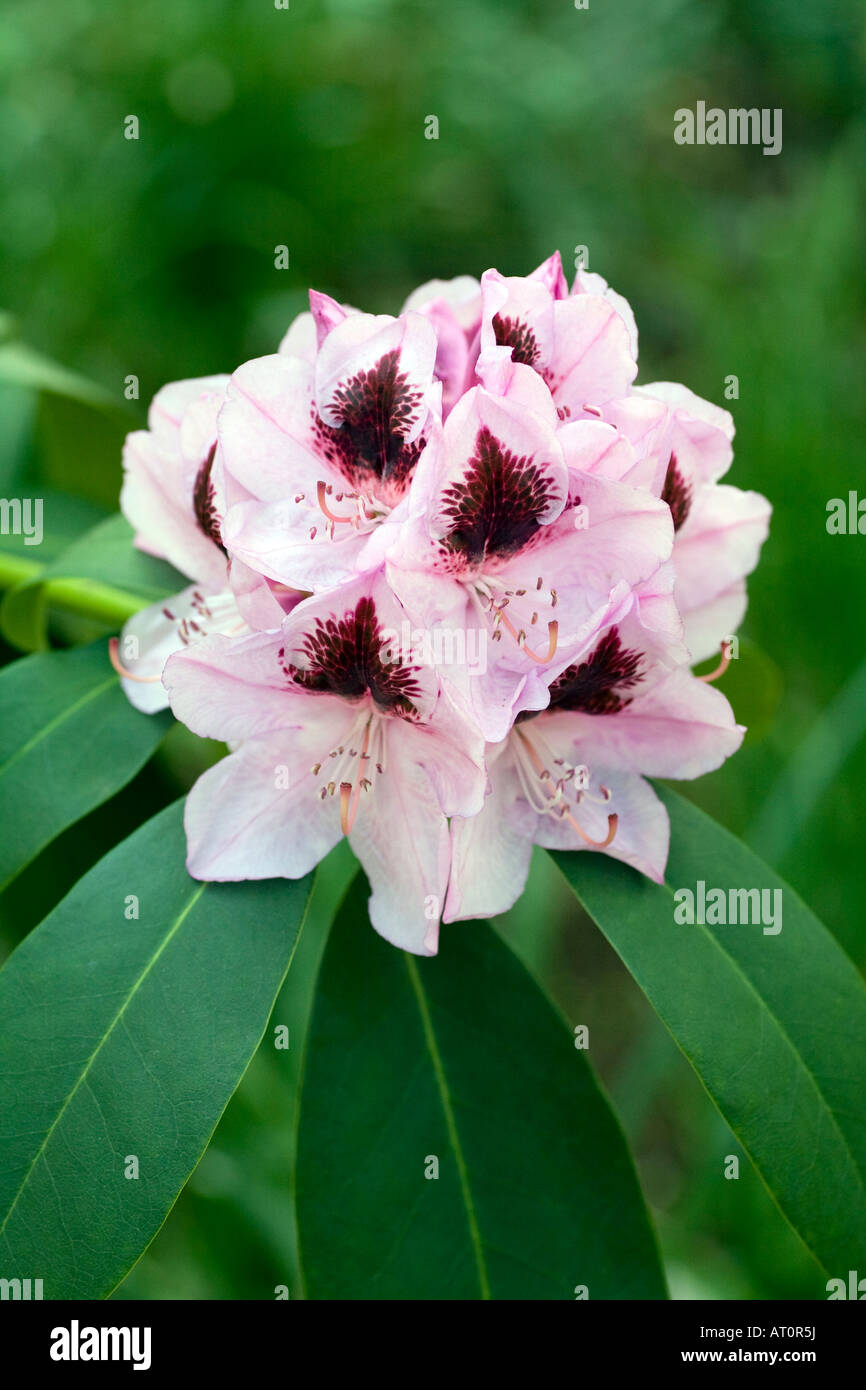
[0, 552, 42, 590]
[41, 578, 147, 628]
[0, 554, 149, 640]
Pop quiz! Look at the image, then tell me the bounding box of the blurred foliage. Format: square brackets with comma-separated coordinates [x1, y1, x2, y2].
[0, 0, 863, 1300]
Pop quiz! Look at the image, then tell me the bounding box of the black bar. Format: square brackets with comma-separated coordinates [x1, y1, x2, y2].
[1, 1298, 862, 1374]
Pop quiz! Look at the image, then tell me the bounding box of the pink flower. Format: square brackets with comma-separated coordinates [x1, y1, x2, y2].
[163, 570, 487, 953]
[114, 250, 769, 949]
[389, 384, 674, 740]
[567, 381, 771, 661]
[121, 376, 231, 592]
[476, 256, 638, 422]
[472, 252, 770, 665]
[445, 579, 744, 921]
[401, 275, 483, 415]
[634, 383, 771, 662]
[117, 377, 289, 711]
[219, 306, 441, 593]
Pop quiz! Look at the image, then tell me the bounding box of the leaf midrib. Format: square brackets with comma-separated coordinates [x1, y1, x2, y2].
[0, 880, 207, 1239]
[404, 953, 491, 1300]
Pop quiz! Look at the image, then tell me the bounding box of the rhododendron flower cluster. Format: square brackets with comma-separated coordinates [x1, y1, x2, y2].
[115, 252, 770, 954]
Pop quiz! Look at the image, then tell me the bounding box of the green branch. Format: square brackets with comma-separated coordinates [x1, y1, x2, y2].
[40, 578, 147, 628]
[0, 553, 150, 647]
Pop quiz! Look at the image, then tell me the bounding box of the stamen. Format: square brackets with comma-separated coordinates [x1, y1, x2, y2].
[514, 727, 617, 849]
[339, 782, 353, 833]
[108, 637, 162, 683]
[317, 480, 358, 527]
[338, 720, 372, 835]
[496, 609, 559, 664]
[698, 640, 732, 684]
[564, 809, 618, 848]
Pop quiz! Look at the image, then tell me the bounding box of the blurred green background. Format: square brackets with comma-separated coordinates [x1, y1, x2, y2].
[1, 0, 864, 1299]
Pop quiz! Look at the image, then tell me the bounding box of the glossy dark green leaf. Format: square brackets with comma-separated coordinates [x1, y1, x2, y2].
[553, 783, 866, 1276]
[0, 800, 313, 1299]
[0, 642, 171, 891]
[296, 873, 667, 1300]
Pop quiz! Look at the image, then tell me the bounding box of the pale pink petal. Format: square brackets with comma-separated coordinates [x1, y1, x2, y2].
[116, 585, 244, 714]
[402, 275, 482, 333]
[444, 742, 535, 922]
[394, 697, 486, 819]
[401, 276, 483, 413]
[278, 570, 441, 724]
[217, 354, 321, 504]
[309, 289, 353, 346]
[682, 581, 748, 665]
[148, 375, 227, 438]
[423, 385, 568, 551]
[635, 382, 734, 485]
[529, 751, 670, 884]
[571, 267, 639, 360]
[477, 265, 637, 415]
[314, 311, 438, 447]
[278, 310, 318, 360]
[164, 626, 307, 743]
[528, 249, 569, 300]
[540, 668, 744, 780]
[497, 472, 672, 626]
[557, 417, 638, 483]
[347, 741, 451, 955]
[548, 294, 637, 415]
[674, 484, 771, 614]
[121, 378, 230, 591]
[477, 268, 555, 373]
[475, 357, 561, 429]
[589, 395, 671, 491]
[184, 726, 346, 881]
[227, 555, 301, 630]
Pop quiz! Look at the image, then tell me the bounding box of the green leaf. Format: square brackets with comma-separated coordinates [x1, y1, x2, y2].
[296, 873, 667, 1300]
[0, 642, 172, 891]
[748, 651, 866, 863]
[0, 341, 121, 414]
[0, 800, 313, 1299]
[1, 514, 185, 651]
[553, 783, 866, 1276]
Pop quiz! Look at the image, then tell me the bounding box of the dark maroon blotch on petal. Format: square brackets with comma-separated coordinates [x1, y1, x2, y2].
[439, 426, 559, 568]
[192, 445, 226, 553]
[492, 313, 541, 368]
[281, 594, 423, 718]
[313, 349, 425, 496]
[661, 453, 693, 532]
[547, 627, 644, 715]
